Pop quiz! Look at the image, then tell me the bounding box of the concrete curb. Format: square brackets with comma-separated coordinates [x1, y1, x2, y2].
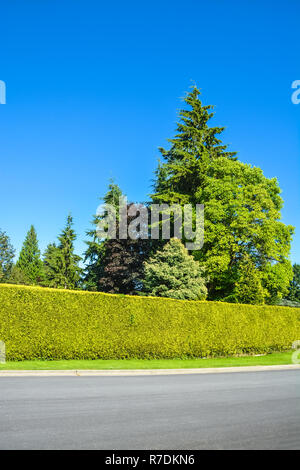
[0, 364, 299, 377]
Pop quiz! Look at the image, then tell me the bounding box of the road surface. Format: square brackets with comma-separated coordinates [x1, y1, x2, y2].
[0, 370, 299, 449]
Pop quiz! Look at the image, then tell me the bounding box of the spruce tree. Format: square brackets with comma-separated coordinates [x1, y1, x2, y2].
[143, 238, 207, 300]
[153, 86, 236, 206]
[48, 215, 82, 289]
[152, 86, 294, 303]
[17, 225, 44, 284]
[43, 243, 61, 288]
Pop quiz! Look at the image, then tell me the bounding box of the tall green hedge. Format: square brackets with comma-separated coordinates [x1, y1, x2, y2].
[0, 284, 299, 360]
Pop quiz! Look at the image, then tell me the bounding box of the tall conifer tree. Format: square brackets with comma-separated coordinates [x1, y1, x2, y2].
[43, 243, 61, 288]
[43, 215, 81, 289]
[57, 215, 81, 289]
[17, 225, 44, 284]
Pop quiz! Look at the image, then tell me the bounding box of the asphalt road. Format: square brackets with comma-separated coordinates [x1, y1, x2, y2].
[0, 370, 299, 449]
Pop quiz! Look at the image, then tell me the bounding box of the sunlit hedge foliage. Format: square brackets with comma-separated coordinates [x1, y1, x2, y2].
[0, 284, 299, 360]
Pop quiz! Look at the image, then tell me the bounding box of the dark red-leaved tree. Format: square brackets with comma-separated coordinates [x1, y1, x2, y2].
[98, 203, 155, 295]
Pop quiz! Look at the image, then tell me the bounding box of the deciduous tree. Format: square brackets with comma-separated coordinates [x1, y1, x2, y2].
[98, 203, 152, 295]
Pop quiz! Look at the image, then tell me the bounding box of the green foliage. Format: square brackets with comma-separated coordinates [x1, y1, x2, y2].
[152, 86, 237, 207]
[260, 259, 294, 305]
[83, 181, 124, 290]
[43, 243, 62, 288]
[6, 265, 29, 285]
[151, 86, 294, 303]
[43, 215, 81, 289]
[0, 230, 15, 281]
[0, 284, 299, 361]
[286, 264, 300, 302]
[16, 225, 44, 284]
[143, 238, 207, 300]
[231, 254, 265, 304]
[98, 202, 152, 295]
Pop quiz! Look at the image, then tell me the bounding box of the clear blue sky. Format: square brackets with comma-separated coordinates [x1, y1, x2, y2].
[0, 0, 299, 263]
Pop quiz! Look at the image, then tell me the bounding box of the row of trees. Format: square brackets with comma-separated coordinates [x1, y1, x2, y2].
[0, 86, 299, 304]
[0, 211, 208, 301]
[0, 216, 81, 290]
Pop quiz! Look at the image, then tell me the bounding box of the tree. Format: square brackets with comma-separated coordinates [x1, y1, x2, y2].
[98, 203, 152, 294]
[43, 215, 82, 289]
[286, 263, 300, 302]
[0, 230, 15, 281]
[17, 225, 44, 284]
[231, 254, 266, 304]
[6, 265, 29, 285]
[143, 238, 207, 300]
[152, 86, 237, 207]
[83, 181, 125, 290]
[151, 86, 294, 303]
[43, 243, 61, 288]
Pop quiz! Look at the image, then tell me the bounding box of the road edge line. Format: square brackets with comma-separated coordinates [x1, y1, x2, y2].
[0, 364, 299, 377]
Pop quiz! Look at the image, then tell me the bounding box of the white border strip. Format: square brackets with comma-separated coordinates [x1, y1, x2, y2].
[0, 364, 299, 377]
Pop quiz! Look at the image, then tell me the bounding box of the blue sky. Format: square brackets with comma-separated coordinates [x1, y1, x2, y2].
[0, 0, 299, 263]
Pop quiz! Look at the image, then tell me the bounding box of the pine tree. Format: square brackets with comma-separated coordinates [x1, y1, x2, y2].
[45, 215, 81, 289]
[0, 229, 15, 282]
[151, 86, 294, 303]
[17, 226, 44, 284]
[143, 238, 207, 300]
[83, 181, 124, 291]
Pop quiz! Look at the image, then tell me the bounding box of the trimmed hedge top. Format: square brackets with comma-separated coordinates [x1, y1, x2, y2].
[0, 283, 299, 360]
